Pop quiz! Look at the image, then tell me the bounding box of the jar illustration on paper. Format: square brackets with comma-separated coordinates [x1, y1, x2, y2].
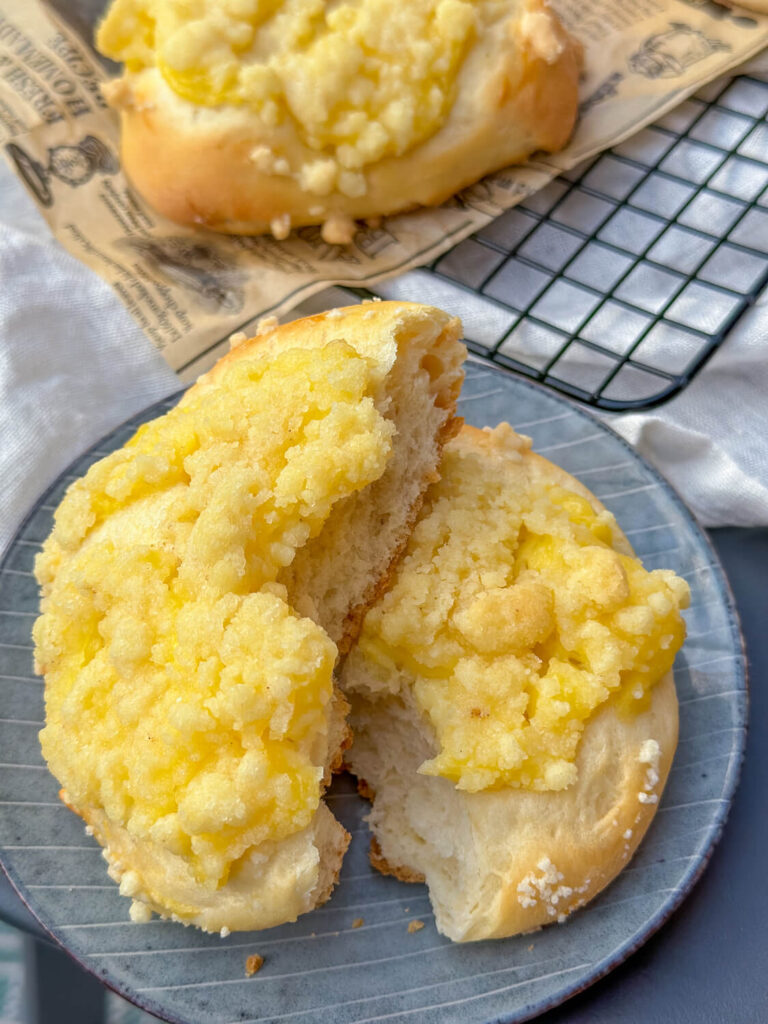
[5, 135, 119, 208]
[629, 24, 729, 79]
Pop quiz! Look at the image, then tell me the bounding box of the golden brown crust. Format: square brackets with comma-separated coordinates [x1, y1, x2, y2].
[323, 689, 353, 785]
[103, 2, 581, 236]
[184, 302, 461, 396]
[370, 837, 426, 884]
[355, 777, 376, 801]
[311, 824, 352, 907]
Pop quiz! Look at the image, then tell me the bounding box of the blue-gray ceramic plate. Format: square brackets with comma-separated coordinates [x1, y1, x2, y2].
[0, 362, 746, 1024]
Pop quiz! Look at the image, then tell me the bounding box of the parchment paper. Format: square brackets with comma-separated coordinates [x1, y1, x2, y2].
[1, 0, 766, 379]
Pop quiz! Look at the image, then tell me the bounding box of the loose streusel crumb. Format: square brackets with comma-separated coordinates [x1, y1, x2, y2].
[407, 920, 425, 933]
[255, 314, 279, 336]
[352, 918, 364, 929]
[516, 857, 573, 915]
[129, 900, 152, 923]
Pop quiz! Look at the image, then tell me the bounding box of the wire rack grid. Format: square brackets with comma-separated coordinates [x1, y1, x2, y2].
[360, 73, 768, 412]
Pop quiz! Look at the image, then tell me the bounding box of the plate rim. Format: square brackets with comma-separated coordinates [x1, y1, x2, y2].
[0, 364, 749, 1024]
[463, 363, 751, 1024]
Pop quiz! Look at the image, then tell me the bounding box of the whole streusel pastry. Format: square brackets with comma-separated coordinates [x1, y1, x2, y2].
[341, 423, 689, 941]
[33, 302, 464, 933]
[95, 0, 581, 241]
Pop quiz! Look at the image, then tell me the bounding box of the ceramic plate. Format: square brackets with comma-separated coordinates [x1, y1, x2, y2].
[0, 362, 747, 1024]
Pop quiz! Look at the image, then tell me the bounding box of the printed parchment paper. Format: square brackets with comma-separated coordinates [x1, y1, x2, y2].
[1, 0, 767, 379]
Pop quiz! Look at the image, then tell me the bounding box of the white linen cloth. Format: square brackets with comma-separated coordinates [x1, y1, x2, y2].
[0, 162, 179, 558]
[598, 302, 768, 528]
[0, 160, 766, 563]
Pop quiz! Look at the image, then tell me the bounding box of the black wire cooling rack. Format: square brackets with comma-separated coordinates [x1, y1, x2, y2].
[351, 73, 768, 412]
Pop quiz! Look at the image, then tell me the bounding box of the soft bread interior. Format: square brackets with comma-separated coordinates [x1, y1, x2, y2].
[347, 674, 678, 941]
[280, 315, 464, 650]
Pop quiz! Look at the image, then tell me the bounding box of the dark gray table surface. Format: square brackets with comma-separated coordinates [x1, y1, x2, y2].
[2, 527, 766, 1023]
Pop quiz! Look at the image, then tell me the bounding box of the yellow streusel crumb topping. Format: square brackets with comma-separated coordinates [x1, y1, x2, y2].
[354, 426, 689, 794]
[96, 0, 485, 193]
[34, 340, 393, 890]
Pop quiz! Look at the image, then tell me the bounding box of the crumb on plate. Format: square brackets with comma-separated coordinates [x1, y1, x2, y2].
[245, 954, 264, 977]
